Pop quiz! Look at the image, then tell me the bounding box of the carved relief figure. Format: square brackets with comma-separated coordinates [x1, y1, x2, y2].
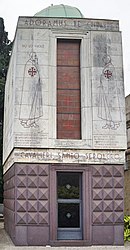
[19, 52, 43, 128]
[98, 54, 122, 130]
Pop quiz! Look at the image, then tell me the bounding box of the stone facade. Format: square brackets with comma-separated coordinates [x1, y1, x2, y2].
[4, 163, 124, 246]
[125, 94, 130, 215]
[3, 18, 126, 164]
[3, 14, 127, 246]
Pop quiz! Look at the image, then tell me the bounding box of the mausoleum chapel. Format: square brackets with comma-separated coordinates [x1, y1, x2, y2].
[3, 4, 127, 246]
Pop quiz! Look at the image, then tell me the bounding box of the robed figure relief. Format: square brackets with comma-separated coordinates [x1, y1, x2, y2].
[19, 52, 43, 128]
[98, 55, 122, 130]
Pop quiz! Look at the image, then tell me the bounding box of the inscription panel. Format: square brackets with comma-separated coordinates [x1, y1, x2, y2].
[18, 17, 119, 32]
[4, 148, 125, 173]
[93, 134, 126, 149]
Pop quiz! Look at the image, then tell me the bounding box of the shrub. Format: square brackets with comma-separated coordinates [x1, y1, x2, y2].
[124, 215, 130, 242]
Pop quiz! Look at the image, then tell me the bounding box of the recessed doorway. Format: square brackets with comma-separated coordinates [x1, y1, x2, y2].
[57, 172, 82, 240]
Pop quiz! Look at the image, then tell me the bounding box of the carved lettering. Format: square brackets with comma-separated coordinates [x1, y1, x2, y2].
[13, 149, 124, 164]
[22, 44, 44, 48]
[22, 18, 119, 31]
[35, 19, 42, 26]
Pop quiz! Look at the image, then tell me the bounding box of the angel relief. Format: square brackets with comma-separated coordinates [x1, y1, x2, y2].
[98, 54, 122, 130]
[19, 52, 43, 128]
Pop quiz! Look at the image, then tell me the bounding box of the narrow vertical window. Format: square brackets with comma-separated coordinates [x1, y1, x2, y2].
[57, 39, 81, 139]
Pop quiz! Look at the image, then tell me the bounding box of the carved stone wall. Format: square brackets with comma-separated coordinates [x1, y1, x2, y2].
[4, 163, 49, 246]
[4, 165, 15, 240]
[124, 169, 130, 215]
[4, 163, 124, 246]
[92, 165, 124, 245]
[125, 94, 130, 215]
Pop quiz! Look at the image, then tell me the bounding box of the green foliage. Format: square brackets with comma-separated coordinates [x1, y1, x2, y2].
[0, 17, 12, 122]
[58, 186, 79, 199]
[124, 215, 130, 242]
[0, 17, 13, 202]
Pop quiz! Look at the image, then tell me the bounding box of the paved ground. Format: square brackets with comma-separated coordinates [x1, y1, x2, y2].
[0, 222, 130, 250]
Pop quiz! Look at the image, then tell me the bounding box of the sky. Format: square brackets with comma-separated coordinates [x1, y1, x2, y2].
[0, 0, 130, 96]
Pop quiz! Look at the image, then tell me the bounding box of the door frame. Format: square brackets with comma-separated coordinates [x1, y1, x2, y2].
[50, 164, 92, 246]
[57, 172, 82, 240]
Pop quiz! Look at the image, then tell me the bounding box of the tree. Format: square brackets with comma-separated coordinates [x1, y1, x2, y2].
[0, 17, 12, 202]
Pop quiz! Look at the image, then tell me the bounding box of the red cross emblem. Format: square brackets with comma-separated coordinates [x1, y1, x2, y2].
[104, 69, 112, 79]
[28, 67, 37, 77]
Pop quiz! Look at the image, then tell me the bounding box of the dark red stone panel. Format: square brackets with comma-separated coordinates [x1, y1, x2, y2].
[15, 226, 28, 246]
[92, 225, 114, 245]
[57, 39, 81, 139]
[27, 226, 49, 246]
